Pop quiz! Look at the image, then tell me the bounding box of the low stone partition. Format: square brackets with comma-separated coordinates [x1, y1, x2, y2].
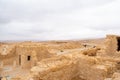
[30, 48, 117, 80]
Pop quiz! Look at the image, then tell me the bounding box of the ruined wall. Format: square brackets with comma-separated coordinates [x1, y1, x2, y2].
[105, 35, 118, 56]
[0, 44, 16, 65]
[31, 54, 79, 80]
[0, 42, 56, 69]
[45, 42, 83, 53]
[16, 45, 56, 69]
[32, 56, 78, 80]
[30, 48, 116, 80]
[112, 72, 120, 80]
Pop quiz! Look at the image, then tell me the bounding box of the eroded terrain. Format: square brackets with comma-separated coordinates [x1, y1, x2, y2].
[0, 35, 120, 80]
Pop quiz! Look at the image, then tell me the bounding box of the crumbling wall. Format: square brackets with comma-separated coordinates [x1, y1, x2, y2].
[105, 35, 117, 56]
[112, 72, 120, 80]
[0, 44, 16, 65]
[30, 48, 116, 80]
[0, 43, 56, 70]
[16, 44, 56, 69]
[31, 54, 79, 80]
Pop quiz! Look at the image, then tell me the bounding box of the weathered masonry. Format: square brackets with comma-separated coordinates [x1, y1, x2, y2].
[105, 35, 120, 56]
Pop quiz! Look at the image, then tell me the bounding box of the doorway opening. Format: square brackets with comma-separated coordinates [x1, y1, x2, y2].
[27, 56, 31, 61]
[117, 37, 120, 51]
[19, 55, 21, 65]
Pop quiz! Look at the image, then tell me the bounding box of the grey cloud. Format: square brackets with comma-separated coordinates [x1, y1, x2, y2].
[28, 28, 53, 34]
[0, 0, 120, 40]
[0, 18, 10, 24]
[7, 32, 31, 37]
[0, 0, 114, 22]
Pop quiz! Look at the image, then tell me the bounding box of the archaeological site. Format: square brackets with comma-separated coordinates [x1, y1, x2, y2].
[1, 34, 120, 80]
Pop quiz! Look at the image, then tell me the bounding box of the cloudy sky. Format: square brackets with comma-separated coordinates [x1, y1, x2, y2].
[0, 0, 120, 41]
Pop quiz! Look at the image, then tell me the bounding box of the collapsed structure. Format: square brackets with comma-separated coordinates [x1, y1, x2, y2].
[105, 35, 120, 56]
[1, 34, 120, 80]
[0, 43, 55, 68]
[16, 43, 55, 69]
[0, 42, 55, 79]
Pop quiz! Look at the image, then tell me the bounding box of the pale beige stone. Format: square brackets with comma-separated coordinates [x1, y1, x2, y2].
[11, 77, 21, 80]
[1, 77, 6, 80]
[1, 34, 120, 80]
[112, 72, 120, 80]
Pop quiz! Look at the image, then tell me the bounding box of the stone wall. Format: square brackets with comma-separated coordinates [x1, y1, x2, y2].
[105, 35, 118, 56]
[16, 45, 56, 69]
[30, 48, 116, 80]
[0, 44, 16, 65]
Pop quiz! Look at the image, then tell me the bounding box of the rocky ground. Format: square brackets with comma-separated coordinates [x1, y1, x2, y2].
[1, 38, 120, 80]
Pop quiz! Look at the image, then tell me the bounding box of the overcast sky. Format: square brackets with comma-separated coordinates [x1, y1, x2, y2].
[0, 0, 120, 41]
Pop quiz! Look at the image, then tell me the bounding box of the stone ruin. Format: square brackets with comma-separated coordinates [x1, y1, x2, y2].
[1, 34, 120, 80]
[29, 35, 120, 80]
[105, 35, 120, 56]
[0, 43, 55, 80]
